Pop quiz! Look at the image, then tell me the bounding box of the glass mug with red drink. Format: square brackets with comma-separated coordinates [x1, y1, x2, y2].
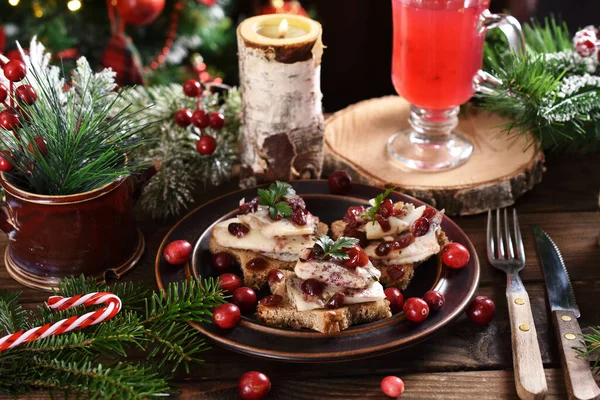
[388, 0, 524, 170]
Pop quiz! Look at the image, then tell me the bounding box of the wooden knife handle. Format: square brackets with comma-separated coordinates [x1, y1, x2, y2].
[552, 310, 600, 400]
[507, 291, 548, 399]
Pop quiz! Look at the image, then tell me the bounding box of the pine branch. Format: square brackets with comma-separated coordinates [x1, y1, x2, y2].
[577, 327, 600, 372]
[0, 291, 34, 334]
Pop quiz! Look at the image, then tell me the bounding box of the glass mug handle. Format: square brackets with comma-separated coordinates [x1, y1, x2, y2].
[473, 10, 525, 95]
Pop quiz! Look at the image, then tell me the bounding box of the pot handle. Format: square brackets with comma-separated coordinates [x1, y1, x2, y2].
[0, 202, 17, 239]
[130, 163, 159, 205]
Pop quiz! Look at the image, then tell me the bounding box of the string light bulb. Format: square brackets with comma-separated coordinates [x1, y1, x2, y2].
[8, 0, 20, 6]
[67, 0, 81, 11]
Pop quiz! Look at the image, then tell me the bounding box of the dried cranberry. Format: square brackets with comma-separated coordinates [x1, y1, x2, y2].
[247, 258, 268, 271]
[290, 208, 307, 226]
[239, 197, 259, 214]
[343, 206, 366, 224]
[375, 214, 391, 232]
[344, 246, 369, 268]
[343, 228, 368, 248]
[326, 292, 345, 309]
[375, 242, 392, 257]
[422, 207, 437, 220]
[391, 233, 415, 250]
[301, 279, 324, 297]
[267, 269, 285, 285]
[259, 294, 283, 307]
[379, 199, 394, 218]
[391, 205, 406, 217]
[411, 217, 430, 237]
[311, 244, 325, 258]
[388, 265, 405, 281]
[285, 196, 306, 212]
[228, 223, 250, 238]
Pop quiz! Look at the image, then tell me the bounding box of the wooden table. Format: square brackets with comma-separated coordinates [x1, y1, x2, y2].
[3, 153, 600, 399]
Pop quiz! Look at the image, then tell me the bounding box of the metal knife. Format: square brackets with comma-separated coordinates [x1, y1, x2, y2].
[532, 225, 600, 400]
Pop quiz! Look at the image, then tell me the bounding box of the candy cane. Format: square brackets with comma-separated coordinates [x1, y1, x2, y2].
[0, 292, 122, 352]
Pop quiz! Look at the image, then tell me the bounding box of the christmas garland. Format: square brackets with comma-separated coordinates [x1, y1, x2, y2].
[0, 275, 225, 398]
[480, 19, 600, 152]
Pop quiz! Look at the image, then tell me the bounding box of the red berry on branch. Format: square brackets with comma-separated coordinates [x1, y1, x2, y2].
[196, 135, 217, 155]
[238, 371, 271, 400]
[3, 60, 27, 82]
[0, 84, 8, 103]
[174, 109, 192, 127]
[27, 137, 48, 156]
[0, 109, 20, 131]
[218, 273, 242, 295]
[163, 240, 192, 264]
[115, 0, 165, 26]
[384, 287, 404, 314]
[213, 303, 241, 329]
[211, 252, 234, 274]
[191, 109, 210, 129]
[15, 85, 37, 105]
[381, 376, 405, 398]
[0, 151, 13, 172]
[467, 295, 495, 325]
[441, 242, 470, 269]
[328, 170, 352, 195]
[183, 79, 202, 97]
[423, 290, 445, 311]
[232, 287, 258, 312]
[575, 38, 596, 57]
[208, 112, 225, 130]
[403, 297, 429, 323]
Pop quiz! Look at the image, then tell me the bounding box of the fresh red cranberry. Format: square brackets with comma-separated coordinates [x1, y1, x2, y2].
[387, 265, 405, 281]
[441, 242, 470, 269]
[238, 371, 271, 400]
[375, 214, 392, 232]
[375, 242, 392, 257]
[163, 240, 193, 264]
[218, 273, 242, 295]
[381, 376, 405, 398]
[343, 205, 366, 224]
[391, 233, 415, 250]
[239, 197, 259, 214]
[213, 303, 241, 329]
[211, 252, 234, 274]
[422, 207, 437, 220]
[326, 292, 345, 309]
[232, 287, 257, 312]
[247, 258, 268, 271]
[403, 297, 429, 323]
[192, 109, 210, 129]
[301, 278, 324, 297]
[379, 199, 394, 218]
[259, 294, 283, 307]
[228, 223, 249, 238]
[384, 287, 404, 314]
[183, 79, 201, 97]
[267, 269, 285, 285]
[174, 109, 192, 127]
[343, 228, 368, 248]
[328, 170, 352, 195]
[343, 246, 369, 268]
[467, 296, 495, 325]
[290, 208, 307, 226]
[423, 290, 445, 311]
[411, 217, 430, 237]
[209, 112, 225, 130]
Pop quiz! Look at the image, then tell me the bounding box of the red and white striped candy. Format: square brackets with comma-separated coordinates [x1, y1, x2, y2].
[0, 292, 121, 352]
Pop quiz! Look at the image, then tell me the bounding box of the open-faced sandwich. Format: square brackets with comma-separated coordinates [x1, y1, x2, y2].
[209, 181, 328, 289]
[331, 189, 448, 290]
[256, 235, 391, 334]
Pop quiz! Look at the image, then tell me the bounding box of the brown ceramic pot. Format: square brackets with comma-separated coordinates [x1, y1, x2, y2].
[0, 167, 156, 291]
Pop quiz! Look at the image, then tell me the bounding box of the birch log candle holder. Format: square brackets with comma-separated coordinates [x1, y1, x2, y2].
[237, 14, 324, 187]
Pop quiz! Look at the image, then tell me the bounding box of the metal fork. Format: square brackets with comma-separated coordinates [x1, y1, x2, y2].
[487, 209, 548, 400]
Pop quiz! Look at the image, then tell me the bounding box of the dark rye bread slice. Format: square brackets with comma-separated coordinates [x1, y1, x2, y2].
[256, 270, 391, 334]
[209, 222, 328, 290]
[331, 220, 449, 290]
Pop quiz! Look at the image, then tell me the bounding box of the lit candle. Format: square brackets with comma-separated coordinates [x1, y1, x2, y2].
[236, 14, 325, 185]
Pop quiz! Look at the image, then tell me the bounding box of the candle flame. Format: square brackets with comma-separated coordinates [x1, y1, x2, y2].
[278, 18, 289, 39]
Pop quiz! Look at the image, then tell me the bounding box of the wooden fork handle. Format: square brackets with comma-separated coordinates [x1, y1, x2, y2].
[552, 310, 600, 400]
[507, 291, 548, 400]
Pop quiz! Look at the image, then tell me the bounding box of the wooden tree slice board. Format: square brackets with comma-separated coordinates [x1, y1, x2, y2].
[323, 96, 545, 216]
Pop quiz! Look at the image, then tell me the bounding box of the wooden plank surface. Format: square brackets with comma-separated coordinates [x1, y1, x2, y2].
[1, 152, 600, 399]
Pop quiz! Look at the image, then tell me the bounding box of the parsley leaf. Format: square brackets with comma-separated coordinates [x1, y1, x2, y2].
[257, 181, 295, 220]
[361, 187, 396, 221]
[313, 235, 359, 261]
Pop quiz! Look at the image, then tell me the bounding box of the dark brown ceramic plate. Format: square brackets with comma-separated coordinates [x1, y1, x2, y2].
[155, 180, 480, 363]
